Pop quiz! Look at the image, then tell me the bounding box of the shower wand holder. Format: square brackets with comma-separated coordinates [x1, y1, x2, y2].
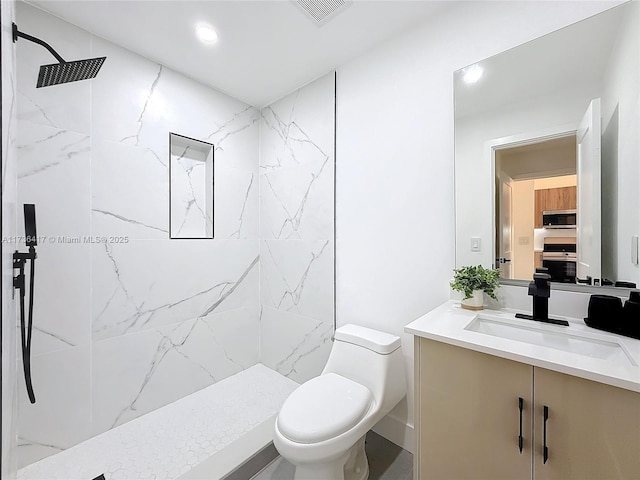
[13, 247, 37, 293]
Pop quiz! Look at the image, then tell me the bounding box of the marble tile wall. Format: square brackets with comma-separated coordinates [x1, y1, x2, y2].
[259, 72, 336, 383]
[15, 2, 259, 468]
[2, 1, 19, 478]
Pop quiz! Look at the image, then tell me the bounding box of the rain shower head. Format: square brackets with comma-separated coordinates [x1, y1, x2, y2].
[12, 23, 106, 88]
[37, 57, 106, 88]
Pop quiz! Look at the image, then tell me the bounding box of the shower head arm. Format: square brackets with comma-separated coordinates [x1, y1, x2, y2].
[12, 23, 66, 64]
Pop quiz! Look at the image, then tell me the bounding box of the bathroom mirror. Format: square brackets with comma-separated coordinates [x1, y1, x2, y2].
[169, 133, 214, 239]
[455, 1, 639, 289]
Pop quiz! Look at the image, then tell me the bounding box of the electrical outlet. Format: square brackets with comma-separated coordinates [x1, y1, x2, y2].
[518, 236, 529, 245]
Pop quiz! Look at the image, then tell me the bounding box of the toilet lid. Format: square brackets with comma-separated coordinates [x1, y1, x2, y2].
[277, 373, 372, 444]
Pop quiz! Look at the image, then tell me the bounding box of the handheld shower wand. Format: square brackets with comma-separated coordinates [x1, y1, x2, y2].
[13, 204, 38, 403]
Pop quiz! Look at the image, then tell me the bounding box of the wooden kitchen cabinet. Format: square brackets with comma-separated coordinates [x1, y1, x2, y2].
[534, 251, 543, 269]
[534, 186, 577, 228]
[415, 338, 640, 480]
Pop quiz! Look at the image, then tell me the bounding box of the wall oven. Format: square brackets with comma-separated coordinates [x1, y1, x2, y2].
[542, 237, 577, 283]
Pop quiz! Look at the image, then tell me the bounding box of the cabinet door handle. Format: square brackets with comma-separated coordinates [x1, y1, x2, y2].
[543, 405, 549, 464]
[518, 397, 524, 453]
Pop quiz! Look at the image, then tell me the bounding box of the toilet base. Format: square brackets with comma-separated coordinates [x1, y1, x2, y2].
[292, 435, 369, 480]
[344, 435, 369, 480]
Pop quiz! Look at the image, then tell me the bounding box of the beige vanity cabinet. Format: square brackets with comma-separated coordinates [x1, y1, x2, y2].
[533, 367, 640, 480]
[415, 338, 640, 480]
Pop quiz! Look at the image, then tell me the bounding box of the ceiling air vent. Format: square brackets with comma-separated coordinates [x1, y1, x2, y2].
[295, 0, 351, 26]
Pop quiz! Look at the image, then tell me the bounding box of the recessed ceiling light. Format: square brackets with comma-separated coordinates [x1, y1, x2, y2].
[463, 64, 483, 84]
[195, 22, 218, 45]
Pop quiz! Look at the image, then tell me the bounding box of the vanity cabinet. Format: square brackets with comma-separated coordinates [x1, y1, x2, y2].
[415, 338, 640, 480]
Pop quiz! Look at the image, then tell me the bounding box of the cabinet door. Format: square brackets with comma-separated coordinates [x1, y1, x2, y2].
[417, 339, 532, 479]
[534, 367, 640, 479]
[535, 190, 544, 228]
[544, 187, 577, 212]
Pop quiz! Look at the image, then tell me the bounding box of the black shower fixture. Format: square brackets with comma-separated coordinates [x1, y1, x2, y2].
[13, 204, 38, 404]
[12, 23, 106, 88]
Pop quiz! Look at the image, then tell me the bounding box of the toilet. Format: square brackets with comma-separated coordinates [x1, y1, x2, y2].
[273, 324, 406, 480]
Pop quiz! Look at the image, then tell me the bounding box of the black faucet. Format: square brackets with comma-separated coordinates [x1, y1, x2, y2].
[515, 268, 569, 326]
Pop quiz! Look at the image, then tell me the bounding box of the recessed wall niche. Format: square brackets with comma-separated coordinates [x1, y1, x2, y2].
[169, 133, 214, 239]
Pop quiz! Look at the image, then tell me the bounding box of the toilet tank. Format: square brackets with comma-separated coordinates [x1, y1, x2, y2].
[322, 324, 406, 413]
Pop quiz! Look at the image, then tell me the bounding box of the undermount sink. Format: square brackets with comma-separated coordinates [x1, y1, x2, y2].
[465, 314, 638, 367]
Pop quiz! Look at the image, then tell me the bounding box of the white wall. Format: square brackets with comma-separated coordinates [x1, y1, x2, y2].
[1, 1, 19, 478]
[336, 0, 620, 451]
[601, 1, 640, 285]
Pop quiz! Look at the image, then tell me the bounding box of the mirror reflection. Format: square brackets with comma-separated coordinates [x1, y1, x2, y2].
[455, 2, 639, 289]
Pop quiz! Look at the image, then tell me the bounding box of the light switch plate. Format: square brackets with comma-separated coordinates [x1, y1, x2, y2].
[471, 237, 481, 252]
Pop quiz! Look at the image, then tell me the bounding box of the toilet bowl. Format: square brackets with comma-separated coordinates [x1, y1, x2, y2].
[273, 324, 406, 480]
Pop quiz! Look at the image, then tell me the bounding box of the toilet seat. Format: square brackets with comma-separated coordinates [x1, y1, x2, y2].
[277, 373, 372, 444]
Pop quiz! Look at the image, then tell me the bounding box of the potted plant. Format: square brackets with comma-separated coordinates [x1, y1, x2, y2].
[450, 265, 500, 310]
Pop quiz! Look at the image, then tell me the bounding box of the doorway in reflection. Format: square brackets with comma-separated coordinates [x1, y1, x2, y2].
[495, 135, 578, 282]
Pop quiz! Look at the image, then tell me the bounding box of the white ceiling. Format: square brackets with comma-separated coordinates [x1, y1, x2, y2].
[454, 3, 626, 119]
[25, 0, 452, 107]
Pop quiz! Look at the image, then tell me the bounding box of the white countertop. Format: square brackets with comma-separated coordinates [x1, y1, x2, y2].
[405, 300, 640, 393]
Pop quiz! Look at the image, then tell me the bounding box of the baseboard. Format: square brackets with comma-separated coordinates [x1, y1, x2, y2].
[372, 414, 414, 454]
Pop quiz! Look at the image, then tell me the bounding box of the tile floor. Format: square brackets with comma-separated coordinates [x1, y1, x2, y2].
[251, 431, 413, 480]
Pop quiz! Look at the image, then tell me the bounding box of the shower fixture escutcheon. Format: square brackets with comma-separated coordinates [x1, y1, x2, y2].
[12, 23, 106, 88]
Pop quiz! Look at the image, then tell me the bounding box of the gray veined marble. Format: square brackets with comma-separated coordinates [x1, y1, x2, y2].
[170, 142, 213, 238]
[17, 92, 57, 129]
[230, 173, 254, 239]
[91, 139, 169, 239]
[258, 71, 335, 383]
[2, 76, 16, 186]
[32, 327, 75, 349]
[263, 155, 331, 239]
[120, 65, 163, 146]
[260, 240, 334, 324]
[259, 72, 335, 241]
[259, 103, 326, 171]
[92, 243, 259, 340]
[107, 318, 207, 429]
[204, 105, 259, 153]
[274, 319, 334, 378]
[18, 130, 90, 179]
[266, 240, 330, 312]
[92, 307, 260, 433]
[92, 209, 168, 234]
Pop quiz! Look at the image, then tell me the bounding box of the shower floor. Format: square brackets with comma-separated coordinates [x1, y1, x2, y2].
[17, 364, 298, 480]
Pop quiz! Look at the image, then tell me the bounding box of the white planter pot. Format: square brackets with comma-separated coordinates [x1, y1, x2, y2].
[461, 290, 484, 311]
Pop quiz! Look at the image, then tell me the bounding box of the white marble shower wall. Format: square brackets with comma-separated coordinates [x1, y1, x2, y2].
[259, 72, 336, 384]
[15, 2, 259, 468]
[2, 1, 19, 478]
